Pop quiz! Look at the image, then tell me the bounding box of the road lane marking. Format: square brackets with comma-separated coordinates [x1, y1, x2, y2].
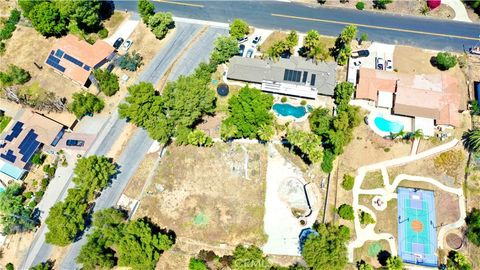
[154, 0, 204, 8]
[271, 13, 479, 41]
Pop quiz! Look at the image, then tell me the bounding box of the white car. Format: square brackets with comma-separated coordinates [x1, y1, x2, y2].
[386, 59, 393, 71]
[238, 36, 248, 44]
[123, 39, 133, 50]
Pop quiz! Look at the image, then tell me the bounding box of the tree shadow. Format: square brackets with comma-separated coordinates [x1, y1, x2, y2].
[377, 250, 391, 266]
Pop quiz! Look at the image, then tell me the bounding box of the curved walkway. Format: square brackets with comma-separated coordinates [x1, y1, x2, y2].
[348, 139, 466, 262]
[442, 0, 472, 22]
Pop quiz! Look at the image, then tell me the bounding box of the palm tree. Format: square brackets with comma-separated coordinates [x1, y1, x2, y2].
[412, 129, 423, 140]
[257, 123, 275, 142]
[462, 129, 480, 153]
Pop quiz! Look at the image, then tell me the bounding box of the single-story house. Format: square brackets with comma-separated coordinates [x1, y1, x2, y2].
[356, 68, 464, 135]
[45, 35, 115, 87]
[0, 111, 64, 181]
[227, 56, 337, 99]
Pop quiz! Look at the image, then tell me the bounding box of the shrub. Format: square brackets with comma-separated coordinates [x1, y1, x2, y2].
[435, 52, 457, 70]
[5, 263, 14, 270]
[148, 12, 174, 40]
[35, 190, 45, 198]
[98, 28, 109, 39]
[68, 92, 105, 119]
[384, 147, 390, 152]
[189, 258, 208, 270]
[281, 96, 287, 103]
[93, 69, 119, 96]
[359, 211, 375, 225]
[356, 1, 365, 10]
[28, 201, 37, 209]
[229, 18, 249, 40]
[373, 0, 393, 9]
[31, 152, 45, 165]
[41, 178, 49, 189]
[337, 204, 354, 220]
[24, 191, 33, 199]
[341, 174, 354, 190]
[0, 42, 6, 55]
[300, 100, 307, 106]
[321, 149, 335, 173]
[118, 51, 143, 71]
[466, 208, 480, 246]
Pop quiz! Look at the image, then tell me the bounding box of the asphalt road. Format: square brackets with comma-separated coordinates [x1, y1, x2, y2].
[115, 0, 479, 51]
[58, 25, 228, 269]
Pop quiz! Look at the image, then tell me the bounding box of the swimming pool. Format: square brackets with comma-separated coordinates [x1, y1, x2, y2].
[272, 103, 307, 118]
[374, 115, 404, 133]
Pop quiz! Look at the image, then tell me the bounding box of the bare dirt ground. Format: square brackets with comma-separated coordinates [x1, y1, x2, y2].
[123, 152, 158, 198]
[134, 143, 268, 262]
[0, 232, 34, 267]
[293, 0, 479, 22]
[103, 12, 127, 35]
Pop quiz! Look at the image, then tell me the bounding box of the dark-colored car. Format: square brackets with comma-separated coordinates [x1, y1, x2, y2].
[252, 36, 262, 44]
[238, 44, 245, 56]
[113, 37, 124, 50]
[351, 50, 370, 58]
[66, 139, 85, 147]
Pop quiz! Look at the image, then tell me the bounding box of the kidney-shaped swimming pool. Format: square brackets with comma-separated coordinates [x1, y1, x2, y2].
[374, 115, 404, 133]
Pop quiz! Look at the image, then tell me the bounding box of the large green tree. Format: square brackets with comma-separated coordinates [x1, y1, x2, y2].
[138, 0, 155, 22]
[302, 224, 350, 270]
[68, 92, 105, 119]
[447, 250, 472, 270]
[148, 12, 174, 40]
[286, 129, 323, 163]
[29, 2, 67, 36]
[0, 184, 36, 234]
[0, 65, 31, 87]
[386, 256, 403, 270]
[72, 155, 117, 200]
[221, 86, 274, 140]
[94, 69, 119, 96]
[210, 36, 239, 65]
[229, 19, 249, 40]
[466, 208, 480, 246]
[309, 108, 332, 137]
[435, 52, 457, 71]
[231, 245, 269, 270]
[333, 25, 357, 65]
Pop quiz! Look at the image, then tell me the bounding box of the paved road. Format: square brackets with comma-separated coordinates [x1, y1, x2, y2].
[115, 0, 479, 51]
[58, 25, 228, 269]
[22, 22, 206, 269]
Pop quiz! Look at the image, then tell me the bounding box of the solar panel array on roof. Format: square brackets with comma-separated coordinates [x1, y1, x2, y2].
[5, 122, 24, 142]
[64, 53, 84, 67]
[18, 129, 41, 163]
[1, 150, 16, 163]
[284, 69, 302, 83]
[55, 49, 64, 58]
[46, 55, 66, 72]
[83, 65, 91, 71]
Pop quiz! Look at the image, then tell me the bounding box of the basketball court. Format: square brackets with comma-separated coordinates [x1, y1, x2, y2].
[397, 187, 438, 267]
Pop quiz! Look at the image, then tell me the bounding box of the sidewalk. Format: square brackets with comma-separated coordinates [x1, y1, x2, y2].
[442, 0, 472, 22]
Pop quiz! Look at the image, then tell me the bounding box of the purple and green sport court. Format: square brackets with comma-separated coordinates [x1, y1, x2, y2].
[397, 187, 438, 267]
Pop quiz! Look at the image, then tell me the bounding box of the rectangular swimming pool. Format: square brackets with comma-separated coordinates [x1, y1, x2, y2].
[397, 187, 438, 267]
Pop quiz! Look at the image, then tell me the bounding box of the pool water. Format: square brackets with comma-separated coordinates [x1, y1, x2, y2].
[374, 116, 404, 133]
[272, 103, 307, 118]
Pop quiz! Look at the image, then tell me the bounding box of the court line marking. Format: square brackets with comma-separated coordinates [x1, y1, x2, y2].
[154, 0, 204, 8]
[271, 13, 479, 41]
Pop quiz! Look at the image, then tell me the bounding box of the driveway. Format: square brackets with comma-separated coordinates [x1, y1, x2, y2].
[104, 13, 140, 46]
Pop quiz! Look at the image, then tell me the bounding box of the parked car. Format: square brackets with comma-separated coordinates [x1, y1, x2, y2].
[351, 50, 369, 58]
[123, 39, 133, 50]
[353, 60, 362, 67]
[66, 139, 85, 147]
[113, 37, 124, 49]
[238, 36, 248, 43]
[246, 48, 254, 58]
[376, 57, 384, 70]
[386, 59, 393, 71]
[252, 36, 262, 44]
[238, 44, 245, 56]
[106, 63, 115, 72]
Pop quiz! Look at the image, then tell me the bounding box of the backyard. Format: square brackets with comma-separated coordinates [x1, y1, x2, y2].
[134, 143, 269, 251]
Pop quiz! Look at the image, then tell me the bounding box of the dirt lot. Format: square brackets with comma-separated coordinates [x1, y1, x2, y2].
[135, 143, 268, 255]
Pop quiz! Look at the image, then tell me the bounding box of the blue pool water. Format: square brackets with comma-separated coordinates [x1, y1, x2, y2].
[374, 116, 404, 133]
[272, 103, 307, 118]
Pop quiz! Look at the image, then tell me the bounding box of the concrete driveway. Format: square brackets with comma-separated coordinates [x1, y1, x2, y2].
[104, 13, 140, 46]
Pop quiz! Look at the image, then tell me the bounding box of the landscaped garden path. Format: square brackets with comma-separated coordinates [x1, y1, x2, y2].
[347, 138, 467, 262]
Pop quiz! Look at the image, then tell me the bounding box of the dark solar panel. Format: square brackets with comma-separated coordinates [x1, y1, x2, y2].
[64, 53, 83, 67]
[21, 140, 40, 163]
[55, 49, 64, 58]
[18, 130, 37, 152]
[5, 122, 24, 142]
[50, 50, 54, 55]
[18, 130, 41, 163]
[47, 55, 61, 65]
[310, 74, 316, 86]
[83, 65, 91, 71]
[46, 58, 66, 72]
[1, 150, 16, 163]
[302, 71, 308, 83]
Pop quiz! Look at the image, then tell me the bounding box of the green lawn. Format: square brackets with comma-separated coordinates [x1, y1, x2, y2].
[0, 115, 12, 133]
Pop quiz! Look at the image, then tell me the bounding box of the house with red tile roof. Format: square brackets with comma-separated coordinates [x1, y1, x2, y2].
[356, 68, 464, 128]
[45, 35, 115, 86]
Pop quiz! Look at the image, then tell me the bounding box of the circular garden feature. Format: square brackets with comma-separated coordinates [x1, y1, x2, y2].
[446, 233, 463, 250]
[217, 83, 229, 97]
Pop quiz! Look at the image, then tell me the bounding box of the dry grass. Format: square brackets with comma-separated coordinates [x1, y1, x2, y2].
[103, 12, 127, 35]
[124, 152, 158, 198]
[433, 150, 465, 178]
[374, 199, 398, 236]
[259, 31, 288, 54]
[136, 143, 268, 247]
[361, 170, 384, 189]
